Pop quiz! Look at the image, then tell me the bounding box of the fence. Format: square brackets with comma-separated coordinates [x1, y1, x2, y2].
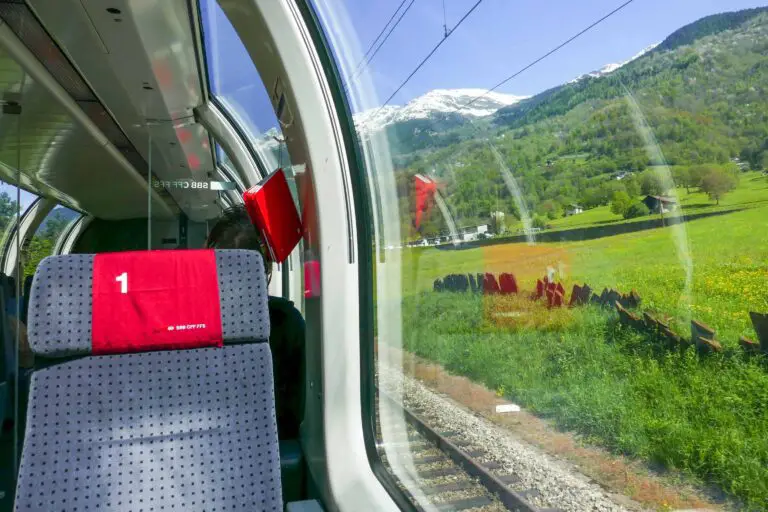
[433, 272, 767, 355]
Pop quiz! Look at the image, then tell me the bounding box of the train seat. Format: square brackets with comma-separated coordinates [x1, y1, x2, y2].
[14, 250, 282, 511]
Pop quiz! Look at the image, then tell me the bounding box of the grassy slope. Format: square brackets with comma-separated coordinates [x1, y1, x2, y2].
[503, 171, 768, 232]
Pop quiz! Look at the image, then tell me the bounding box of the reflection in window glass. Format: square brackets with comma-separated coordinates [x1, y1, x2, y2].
[314, 1, 768, 510]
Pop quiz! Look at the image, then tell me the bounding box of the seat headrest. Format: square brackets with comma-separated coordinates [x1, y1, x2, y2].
[28, 249, 270, 358]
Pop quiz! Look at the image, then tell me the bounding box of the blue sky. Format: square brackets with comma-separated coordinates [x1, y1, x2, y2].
[3, 1, 764, 215]
[202, 0, 767, 128]
[0, 184, 36, 212]
[338, 0, 768, 103]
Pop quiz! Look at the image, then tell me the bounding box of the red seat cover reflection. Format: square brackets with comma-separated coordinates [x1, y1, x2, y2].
[304, 260, 320, 298]
[92, 250, 223, 355]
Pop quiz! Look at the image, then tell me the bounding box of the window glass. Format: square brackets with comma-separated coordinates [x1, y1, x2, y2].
[0, 183, 36, 246]
[313, 1, 768, 510]
[199, 0, 288, 173]
[0, 163, 28, 508]
[22, 205, 77, 280]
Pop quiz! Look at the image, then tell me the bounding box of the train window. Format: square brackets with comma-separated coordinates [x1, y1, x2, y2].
[21, 206, 76, 280]
[0, 185, 36, 244]
[312, 1, 768, 510]
[198, 0, 303, 303]
[199, 0, 289, 172]
[0, 178, 28, 507]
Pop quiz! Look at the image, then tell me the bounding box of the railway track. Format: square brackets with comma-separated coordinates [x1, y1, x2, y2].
[376, 390, 563, 512]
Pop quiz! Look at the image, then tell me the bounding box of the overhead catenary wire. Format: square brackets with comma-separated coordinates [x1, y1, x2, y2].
[352, 0, 409, 74]
[378, 0, 485, 109]
[350, 0, 418, 82]
[459, 0, 637, 113]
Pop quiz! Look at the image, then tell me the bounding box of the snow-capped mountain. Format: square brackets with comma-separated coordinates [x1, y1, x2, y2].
[569, 42, 660, 83]
[354, 88, 528, 135]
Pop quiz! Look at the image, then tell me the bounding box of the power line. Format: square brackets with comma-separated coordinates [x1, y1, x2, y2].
[379, 0, 485, 109]
[352, 0, 409, 74]
[460, 0, 637, 113]
[351, 0, 418, 82]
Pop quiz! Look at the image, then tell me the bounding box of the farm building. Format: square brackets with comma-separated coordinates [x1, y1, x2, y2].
[614, 171, 632, 180]
[642, 195, 678, 214]
[565, 204, 583, 216]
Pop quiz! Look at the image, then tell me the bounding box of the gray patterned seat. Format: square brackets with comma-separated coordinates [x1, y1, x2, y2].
[14, 250, 282, 511]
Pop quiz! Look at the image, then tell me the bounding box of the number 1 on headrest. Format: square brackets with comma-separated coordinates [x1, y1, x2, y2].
[116, 272, 128, 294]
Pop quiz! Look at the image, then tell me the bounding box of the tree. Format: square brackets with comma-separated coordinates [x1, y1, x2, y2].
[673, 167, 692, 192]
[688, 164, 716, 189]
[531, 215, 548, 230]
[538, 199, 562, 220]
[640, 171, 665, 196]
[22, 236, 54, 279]
[0, 191, 17, 233]
[624, 202, 650, 219]
[623, 175, 641, 198]
[37, 211, 71, 240]
[610, 191, 632, 217]
[700, 168, 737, 205]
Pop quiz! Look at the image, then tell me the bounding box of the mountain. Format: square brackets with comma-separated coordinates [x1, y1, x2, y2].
[353, 89, 528, 135]
[492, 8, 768, 129]
[43, 207, 78, 225]
[653, 6, 768, 52]
[392, 7, 768, 239]
[36, 207, 78, 238]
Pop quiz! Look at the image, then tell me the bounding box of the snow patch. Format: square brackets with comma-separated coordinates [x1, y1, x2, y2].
[569, 42, 660, 83]
[353, 88, 528, 135]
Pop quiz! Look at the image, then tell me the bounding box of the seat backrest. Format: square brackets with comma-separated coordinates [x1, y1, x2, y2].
[15, 249, 282, 511]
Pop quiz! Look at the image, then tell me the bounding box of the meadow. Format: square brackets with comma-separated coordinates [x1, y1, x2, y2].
[400, 296, 768, 508]
[506, 171, 768, 234]
[402, 173, 768, 342]
[390, 173, 768, 507]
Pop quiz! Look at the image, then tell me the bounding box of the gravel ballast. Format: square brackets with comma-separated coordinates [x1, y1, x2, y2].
[378, 367, 640, 512]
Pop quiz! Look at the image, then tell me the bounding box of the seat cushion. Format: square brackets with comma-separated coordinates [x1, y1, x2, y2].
[15, 344, 282, 511]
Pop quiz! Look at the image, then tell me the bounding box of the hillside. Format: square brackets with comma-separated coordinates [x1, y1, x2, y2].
[394, 7, 768, 239]
[653, 6, 768, 52]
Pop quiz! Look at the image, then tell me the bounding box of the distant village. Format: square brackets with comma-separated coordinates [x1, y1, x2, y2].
[400, 156, 763, 249]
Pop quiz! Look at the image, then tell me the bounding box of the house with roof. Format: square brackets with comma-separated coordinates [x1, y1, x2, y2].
[642, 195, 678, 214]
[565, 204, 583, 216]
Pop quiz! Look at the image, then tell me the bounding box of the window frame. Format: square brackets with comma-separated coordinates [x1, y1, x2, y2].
[193, 0, 275, 184]
[292, 1, 416, 510]
[1, 196, 55, 277]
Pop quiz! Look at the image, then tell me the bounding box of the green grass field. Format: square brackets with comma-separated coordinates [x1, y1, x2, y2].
[402, 173, 768, 342]
[502, 171, 768, 233]
[401, 296, 768, 508]
[388, 173, 768, 506]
